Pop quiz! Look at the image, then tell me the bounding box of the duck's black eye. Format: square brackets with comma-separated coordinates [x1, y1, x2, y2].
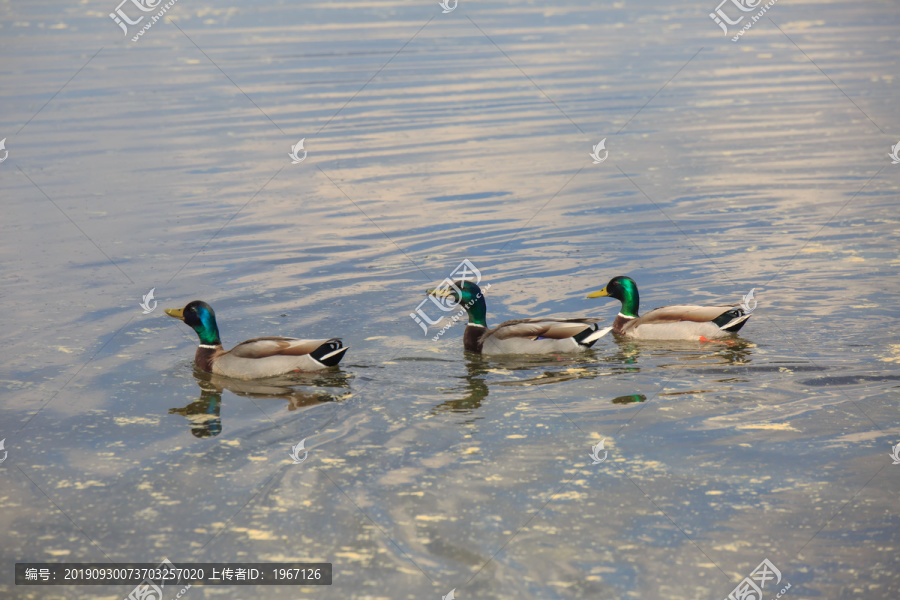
[183, 306, 203, 326]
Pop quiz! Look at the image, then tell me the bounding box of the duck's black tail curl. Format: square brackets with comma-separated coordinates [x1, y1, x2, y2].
[311, 339, 349, 367]
[574, 324, 613, 348]
[714, 308, 752, 333]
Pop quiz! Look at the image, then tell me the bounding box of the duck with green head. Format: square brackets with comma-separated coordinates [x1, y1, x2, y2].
[586, 276, 753, 340]
[165, 300, 348, 379]
[427, 281, 611, 354]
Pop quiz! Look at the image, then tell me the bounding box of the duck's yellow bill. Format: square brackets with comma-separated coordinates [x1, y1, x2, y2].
[164, 308, 184, 320]
[586, 287, 609, 299]
[426, 288, 451, 299]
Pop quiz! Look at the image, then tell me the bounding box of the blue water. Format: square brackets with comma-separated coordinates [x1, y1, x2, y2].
[1, 0, 898, 598]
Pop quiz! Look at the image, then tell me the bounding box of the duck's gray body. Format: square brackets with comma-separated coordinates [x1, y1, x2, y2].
[198, 337, 348, 379]
[612, 305, 751, 340]
[466, 318, 611, 355]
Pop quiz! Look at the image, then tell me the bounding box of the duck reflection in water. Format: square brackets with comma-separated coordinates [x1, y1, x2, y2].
[601, 337, 754, 369]
[169, 380, 223, 438]
[612, 394, 646, 404]
[432, 356, 652, 416]
[432, 358, 490, 415]
[170, 369, 349, 437]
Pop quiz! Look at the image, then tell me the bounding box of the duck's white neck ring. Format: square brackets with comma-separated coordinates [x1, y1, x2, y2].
[617, 313, 637, 320]
[467, 323, 486, 328]
[198, 344, 219, 349]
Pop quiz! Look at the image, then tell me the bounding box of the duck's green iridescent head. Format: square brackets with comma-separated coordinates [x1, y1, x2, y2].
[587, 275, 640, 317]
[164, 300, 222, 345]
[426, 280, 487, 326]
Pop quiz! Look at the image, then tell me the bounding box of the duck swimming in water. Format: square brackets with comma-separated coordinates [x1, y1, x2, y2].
[165, 300, 348, 379]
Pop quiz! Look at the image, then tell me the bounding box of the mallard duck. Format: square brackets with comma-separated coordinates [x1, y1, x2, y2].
[427, 281, 611, 355]
[164, 300, 348, 379]
[586, 276, 752, 340]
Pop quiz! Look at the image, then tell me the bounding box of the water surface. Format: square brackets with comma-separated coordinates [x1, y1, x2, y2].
[1, 0, 898, 598]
